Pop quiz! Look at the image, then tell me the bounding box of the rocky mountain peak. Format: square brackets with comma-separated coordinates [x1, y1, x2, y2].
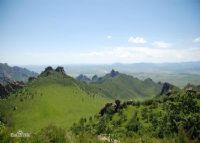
[40, 66, 66, 76]
[110, 69, 119, 77]
[44, 66, 54, 72]
[76, 74, 91, 83]
[160, 82, 174, 95]
[92, 75, 98, 81]
[55, 66, 65, 75]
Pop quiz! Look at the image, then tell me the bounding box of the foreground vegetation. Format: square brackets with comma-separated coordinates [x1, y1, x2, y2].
[70, 90, 200, 143]
[1, 89, 199, 143]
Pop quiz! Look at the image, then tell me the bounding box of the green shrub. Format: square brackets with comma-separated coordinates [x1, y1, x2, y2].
[0, 123, 13, 143]
[32, 124, 68, 143]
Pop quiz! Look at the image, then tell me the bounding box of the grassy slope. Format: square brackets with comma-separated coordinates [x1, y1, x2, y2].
[91, 74, 161, 100]
[0, 73, 108, 132]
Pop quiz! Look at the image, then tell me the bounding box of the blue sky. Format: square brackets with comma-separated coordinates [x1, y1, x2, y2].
[0, 0, 200, 65]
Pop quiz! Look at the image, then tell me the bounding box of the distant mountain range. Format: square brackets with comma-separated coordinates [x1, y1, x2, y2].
[77, 69, 162, 99]
[0, 63, 38, 85]
[23, 61, 200, 74]
[23, 62, 200, 87]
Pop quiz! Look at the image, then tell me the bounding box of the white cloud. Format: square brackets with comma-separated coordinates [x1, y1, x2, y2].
[193, 37, 200, 43]
[128, 36, 146, 44]
[107, 35, 112, 39]
[79, 47, 200, 63]
[1, 46, 200, 65]
[152, 41, 171, 48]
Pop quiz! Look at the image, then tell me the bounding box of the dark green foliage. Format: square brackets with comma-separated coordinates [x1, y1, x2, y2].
[0, 123, 102, 143]
[0, 124, 11, 143]
[71, 90, 200, 142]
[32, 124, 68, 143]
[163, 92, 200, 139]
[126, 111, 141, 135]
[96, 116, 108, 134]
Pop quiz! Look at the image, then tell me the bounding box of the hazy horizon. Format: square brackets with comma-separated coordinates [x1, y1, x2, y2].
[0, 60, 198, 67]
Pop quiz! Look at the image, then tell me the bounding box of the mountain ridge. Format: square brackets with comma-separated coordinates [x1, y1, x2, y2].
[0, 63, 38, 85]
[76, 69, 162, 99]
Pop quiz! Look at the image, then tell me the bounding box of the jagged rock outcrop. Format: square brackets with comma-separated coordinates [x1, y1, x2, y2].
[184, 83, 194, 91]
[159, 82, 174, 95]
[0, 81, 25, 99]
[92, 75, 98, 82]
[45, 66, 54, 71]
[0, 76, 13, 85]
[28, 76, 37, 82]
[99, 100, 123, 116]
[99, 103, 112, 116]
[76, 74, 91, 83]
[110, 69, 119, 77]
[55, 67, 65, 75]
[99, 99, 144, 116]
[40, 66, 54, 76]
[184, 83, 198, 94]
[40, 66, 66, 76]
[0, 83, 8, 98]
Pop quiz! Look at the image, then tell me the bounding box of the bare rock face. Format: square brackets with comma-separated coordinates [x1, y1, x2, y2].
[44, 66, 54, 76]
[99, 99, 123, 116]
[0, 81, 25, 99]
[110, 69, 119, 77]
[45, 66, 54, 71]
[55, 67, 66, 75]
[160, 82, 174, 95]
[76, 74, 91, 83]
[0, 76, 13, 85]
[40, 66, 54, 76]
[40, 66, 67, 77]
[184, 83, 198, 94]
[0, 83, 9, 98]
[184, 83, 194, 91]
[99, 103, 113, 116]
[92, 75, 98, 82]
[28, 77, 37, 82]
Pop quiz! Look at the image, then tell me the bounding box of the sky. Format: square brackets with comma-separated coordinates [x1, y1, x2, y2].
[0, 0, 200, 65]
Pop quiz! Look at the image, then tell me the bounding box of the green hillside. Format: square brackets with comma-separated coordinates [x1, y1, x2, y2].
[0, 67, 108, 132]
[71, 88, 200, 143]
[91, 70, 162, 100]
